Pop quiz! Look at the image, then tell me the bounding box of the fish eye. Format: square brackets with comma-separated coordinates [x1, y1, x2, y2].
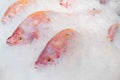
[65, 33, 71, 37]
[8, 15, 11, 18]
[8, 15, 12, 18]
[18, 37, 23, 41]
[47, 57, 52, 62]
[66, 33, 70, 36]
[93, 8, 96, 10]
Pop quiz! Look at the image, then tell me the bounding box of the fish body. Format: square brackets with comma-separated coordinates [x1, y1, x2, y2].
[6, 11, 50, 45]
[1, 0, 30, 24]
[34, 28, 76, 68]
[60, 0, 73, 8]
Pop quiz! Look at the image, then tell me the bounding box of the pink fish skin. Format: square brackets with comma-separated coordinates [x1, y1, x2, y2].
[99, 0, 106, 4]
[107, 23, 120, 41]
[1, 0, 31, 24]
[6, 11, 50, 46]
[34, 28, 76, 68]
[60, 0, 73, 8]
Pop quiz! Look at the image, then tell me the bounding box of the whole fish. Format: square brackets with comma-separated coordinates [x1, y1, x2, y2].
[60, 0, 73, 8]
[34, 28, 77, 68]
[107, 23, 120, 41]
[6, 11, 50, 45]
[1, 0, 31, 24]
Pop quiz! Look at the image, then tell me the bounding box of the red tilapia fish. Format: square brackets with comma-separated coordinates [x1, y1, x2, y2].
[60, 0, 73, 8]
[1, 0, 31, 24]
[107, 23, 120, 41]
[34, 28, 77, 68]
[6, 11, 50, 45]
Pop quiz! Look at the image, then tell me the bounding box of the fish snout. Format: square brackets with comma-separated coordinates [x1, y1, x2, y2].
[6, 37, 17, 45]
[34, 60, 46, 69]
[34, 64, 39, 69]
[1, 18, 6, 24]
[34, 60, 41, 68]
[34, 60, 41, 69]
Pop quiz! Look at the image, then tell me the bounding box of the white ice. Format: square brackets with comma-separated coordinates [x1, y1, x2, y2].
[0, 0, 120, 80]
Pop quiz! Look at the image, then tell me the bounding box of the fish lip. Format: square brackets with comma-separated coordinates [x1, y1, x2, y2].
[34, 63, 42, 69]
[6, 39, 17, 46]
[34, 63, 46, 70]
[1, 18, 6, 24]
[34, 64, 39, 69]
[6, 41, 14, 46]
[1, 16, 8, 24]
[34, 61, 40, 69]
[34, 60, 47, 69]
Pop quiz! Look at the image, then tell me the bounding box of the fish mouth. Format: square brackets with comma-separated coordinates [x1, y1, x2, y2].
[34, 64, 40, 69]
[1, 18, 6, 24]
[34, 60, 47, 69]
[34, 60, 41, 69]
[1, 16, 9, 24]
[34, 62, 44, 69]
[6, 38, 18, 46]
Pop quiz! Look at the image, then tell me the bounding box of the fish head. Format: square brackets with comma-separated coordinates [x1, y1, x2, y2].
[1, 1, 25, 24]
[35, 55, 53, 67]
[1, 6, 16, 24]
[6, 27, 39, 45]
[6, 27, 26, 45]
[34, 47, 60, 68]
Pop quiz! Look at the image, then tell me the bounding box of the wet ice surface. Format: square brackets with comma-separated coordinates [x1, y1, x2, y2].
[0, 0, 120, 80]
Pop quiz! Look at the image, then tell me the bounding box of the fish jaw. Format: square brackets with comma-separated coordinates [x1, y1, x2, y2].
[6, 35, 20, 46]
[6, 27, 25, 45]
[6, 37, 17, 46]
[34, 57, 48, 69]
[34, 28, 76, 68]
